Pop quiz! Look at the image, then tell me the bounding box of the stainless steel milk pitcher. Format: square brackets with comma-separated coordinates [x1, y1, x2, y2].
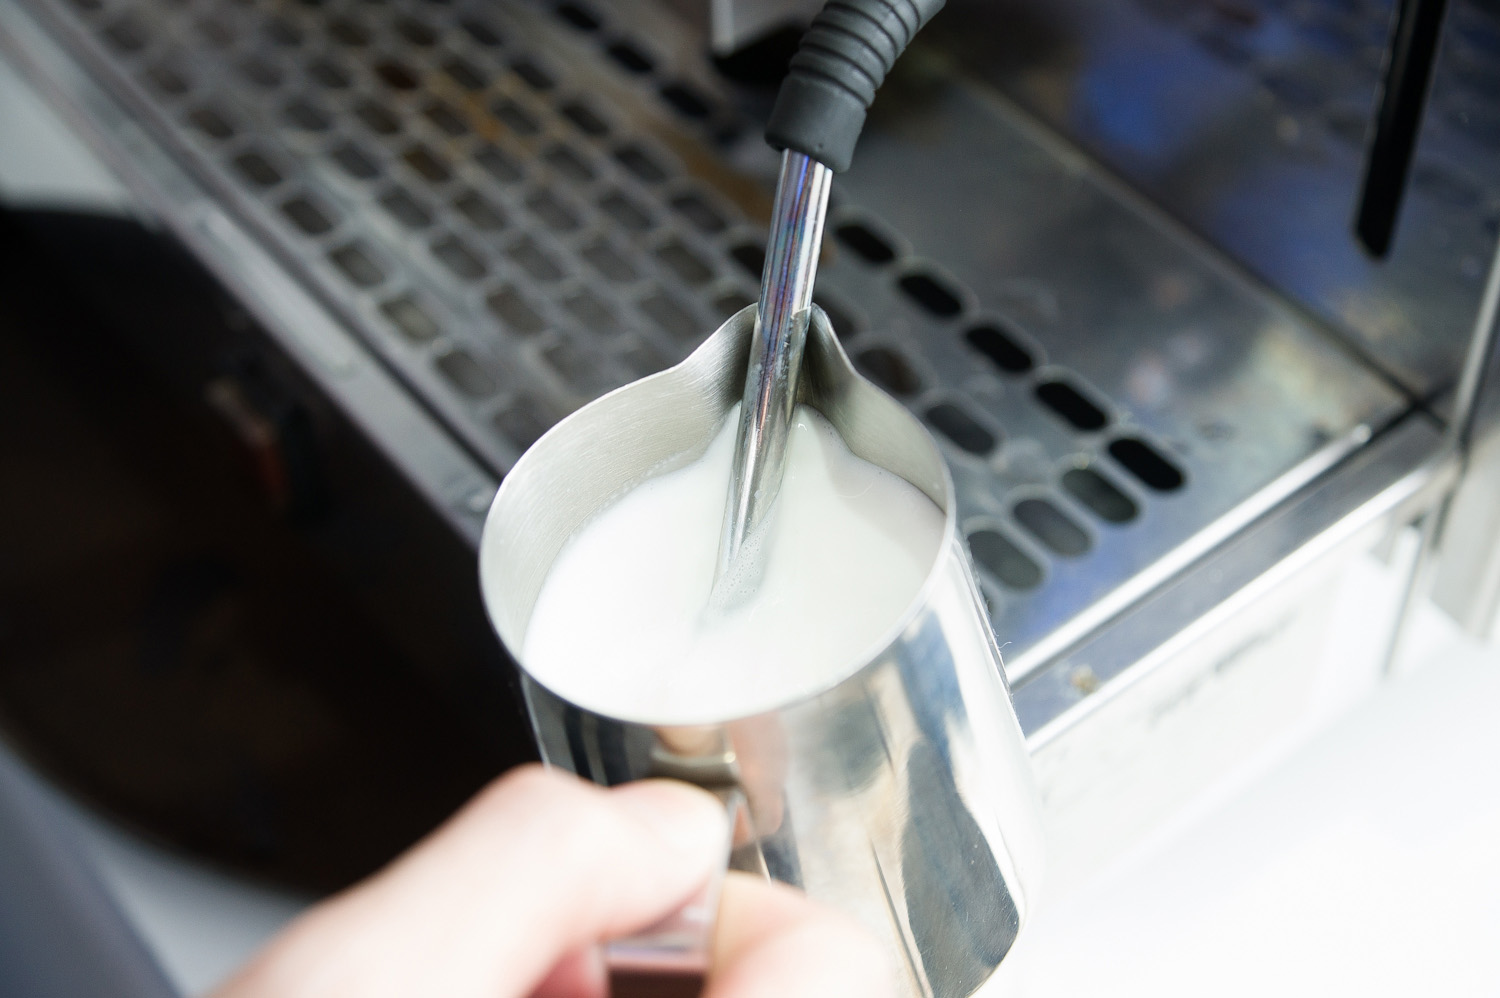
[479, 306, 1045, 998]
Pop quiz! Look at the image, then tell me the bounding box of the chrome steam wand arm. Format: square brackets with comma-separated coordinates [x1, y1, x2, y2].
[714, 0, 946, 598]
[715, 150, 832, 592]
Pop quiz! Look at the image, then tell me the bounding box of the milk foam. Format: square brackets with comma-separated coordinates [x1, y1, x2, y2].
[522, 404, 946, 724]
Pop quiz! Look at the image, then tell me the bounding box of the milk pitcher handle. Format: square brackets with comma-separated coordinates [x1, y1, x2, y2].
[604, 789, 743, 998]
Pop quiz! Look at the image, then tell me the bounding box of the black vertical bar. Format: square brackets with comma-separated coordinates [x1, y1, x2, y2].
[1354, 0, 1450, 258]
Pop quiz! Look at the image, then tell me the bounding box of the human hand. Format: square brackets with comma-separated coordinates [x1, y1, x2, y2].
[212, 764, 893, 998]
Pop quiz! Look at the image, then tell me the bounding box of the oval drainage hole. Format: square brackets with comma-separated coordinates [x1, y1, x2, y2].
[834, 221, 896, 264]
[330, 142, 379, 180]
[542, 339, 599, 385]
[103, 17, 148, 52]
[423, 101, 469, 137]
[656, 239, 714, 285]
[232, 150, 283, 187]
[507, 238, 566, 282]
[526, 189, 582, 232]
[855, 348, 921, 396]
[240, 56, 282, 88]
[606, 40, 654, 74]
[671, 192, 725, 233]
[659, 80, 713, 119]
[476, 144, 524, 183]
[146, 64, 191, 96]
[435, 348, 498, 398]
[402, 143, 451, 183]
[327, 17, 370, 47]
[283, 99, 331, 132]
[443, 56, 486, 91]
[265, 18, 302, 46]
[308, 58, 350, 89]
[394, 16, 437, 46]
[1108, 437, 1186, 491]
[582, 239, 638, 282]
[1061, 467, 1138, 523]
[281, 195, 335, 235]
[510, 58, 557, 91]
[638, 289, 700, 340]
[898, 271, 963, 317]
[965, 322, 1033, 373]
[1036, 380, 1108, 431]
[459, 18, 503, 47]
[925, 402, 996, 455]
[561, 100, 610, 136]
[491, 99, 540, 137]
[713, 291, 753, 318]
[614, 143, 667, 182]
[374, 59, 419, 90]
[555, 2, 600, 31]
[381, 295, 439, 342]
[188, 106, 236, 140]
[355, 100, 401, 135]
[454, 190, 507, 231]
[1014, 497, 1091, 556]
[562, 289, 620, 333]
[379, 186, 432, 229]
[545, 144, 597, 182]
[431, 235, 487, 281]
[968, 529, 1043, 591]
[328, 243, 384, 287]
[598, 190, 653, 231]
[486, 285, 548, 335]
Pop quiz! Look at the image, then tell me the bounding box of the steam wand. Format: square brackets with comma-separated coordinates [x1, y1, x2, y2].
[714, 150, 831, 596]
[714, 0, 946, 600]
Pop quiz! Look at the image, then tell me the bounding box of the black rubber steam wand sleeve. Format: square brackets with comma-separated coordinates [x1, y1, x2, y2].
[764, 0, 947, 173]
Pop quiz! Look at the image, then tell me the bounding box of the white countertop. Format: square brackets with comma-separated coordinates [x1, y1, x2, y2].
[996, 601, 1500, 997]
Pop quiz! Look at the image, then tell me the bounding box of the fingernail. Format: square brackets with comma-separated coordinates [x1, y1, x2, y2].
[612, 780, 728, 858]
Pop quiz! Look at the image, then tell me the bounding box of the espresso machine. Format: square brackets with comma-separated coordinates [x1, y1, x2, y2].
[0, 0, 1497, 989]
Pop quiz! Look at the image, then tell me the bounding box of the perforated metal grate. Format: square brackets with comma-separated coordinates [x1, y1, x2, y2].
[59, 0, 774, 461]
[11, 0, 1412, 678]
[33, 0, 1199, 599]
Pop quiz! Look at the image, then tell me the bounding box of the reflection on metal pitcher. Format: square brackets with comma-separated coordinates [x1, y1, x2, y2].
[480, 306, 1045, 998]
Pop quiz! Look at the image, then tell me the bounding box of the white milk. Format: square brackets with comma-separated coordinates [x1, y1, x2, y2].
[522, 404, 946, 724]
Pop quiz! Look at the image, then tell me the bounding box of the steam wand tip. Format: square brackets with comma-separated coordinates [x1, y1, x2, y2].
[713, 151, 832, 603]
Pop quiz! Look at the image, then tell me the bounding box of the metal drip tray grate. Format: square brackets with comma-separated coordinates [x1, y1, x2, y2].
[47, 0, 773, 469]
[2, 0, 1412, 679]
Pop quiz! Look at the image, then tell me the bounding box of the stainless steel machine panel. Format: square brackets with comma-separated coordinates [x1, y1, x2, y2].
[825, 60, 1409, 676]
[930, 0, 1500, 407]
[0, 0, 1413, 699]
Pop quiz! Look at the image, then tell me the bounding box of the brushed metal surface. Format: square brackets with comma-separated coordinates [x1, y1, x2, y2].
[928, 0, 1500, 407]
[830, 55, 1409, 676]
[480, 305, 1045, 998]
[0, 0, 1410, 684]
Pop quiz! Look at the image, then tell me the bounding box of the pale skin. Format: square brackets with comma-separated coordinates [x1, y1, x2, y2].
[213, 765, 894, 998]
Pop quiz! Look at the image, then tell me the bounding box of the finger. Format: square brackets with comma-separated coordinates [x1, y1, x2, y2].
[530, 945, 606, 998]
[216, 766, 726, 998]
[707, 874, 896, 998]
[727, 718, 786, 838]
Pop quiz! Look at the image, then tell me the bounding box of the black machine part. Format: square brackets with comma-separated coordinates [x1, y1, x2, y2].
[1355, 0, 1451, 257]
[765, 0, 946, 172]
